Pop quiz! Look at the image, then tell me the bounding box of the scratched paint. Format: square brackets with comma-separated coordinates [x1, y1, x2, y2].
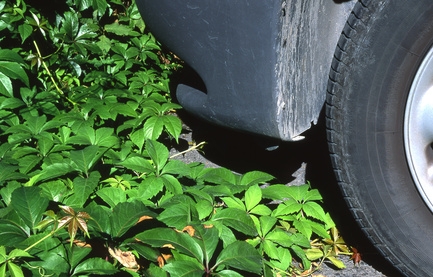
[275, 0, 355, 140]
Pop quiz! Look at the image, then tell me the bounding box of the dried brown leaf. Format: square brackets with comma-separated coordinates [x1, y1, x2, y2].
[182, 225, 195, 237]
[351, 247, 362, 265]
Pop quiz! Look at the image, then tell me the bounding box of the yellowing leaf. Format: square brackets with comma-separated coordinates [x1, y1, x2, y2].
[162, 244, 175, 249]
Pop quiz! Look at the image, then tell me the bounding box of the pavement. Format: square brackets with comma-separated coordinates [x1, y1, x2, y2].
[169, 110, 404, 277]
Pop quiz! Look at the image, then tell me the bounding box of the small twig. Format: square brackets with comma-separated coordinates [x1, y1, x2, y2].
[170, 141, 206, 159]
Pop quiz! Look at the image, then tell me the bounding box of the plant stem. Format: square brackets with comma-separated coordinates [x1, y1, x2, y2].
[169, 141, 207, 159]
[33, 40, 77, 106]
[33, 40, 63, 95]
[23, 230, 56, 253]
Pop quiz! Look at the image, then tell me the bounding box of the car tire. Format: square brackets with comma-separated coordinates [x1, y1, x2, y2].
[326, 0, 433, 276]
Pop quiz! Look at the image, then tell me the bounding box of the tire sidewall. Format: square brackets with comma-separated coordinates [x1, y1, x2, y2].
[334, 0, 433, 275]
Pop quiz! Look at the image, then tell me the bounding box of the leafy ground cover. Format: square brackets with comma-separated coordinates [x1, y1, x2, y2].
[0, 0, 351, 276]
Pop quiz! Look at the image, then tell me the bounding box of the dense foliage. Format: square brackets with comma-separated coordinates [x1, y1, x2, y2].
[0, 0, 349, 276]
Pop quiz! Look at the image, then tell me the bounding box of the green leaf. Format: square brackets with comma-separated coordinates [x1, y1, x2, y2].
[120, 156, 154, 174]
[163, 260, 204, 277]
[40, 180, 70, 202]
[327, 256, 346, 269]
[0, 246, 6, 262]
[211, 208, 257, 236]
[64, 171, 100, 208]
[293, 219, 313, 239]
[270, 247, 292, 271]
[263, 240, 280, 260]
[62, 11, 79, 42]
[0, 182, 21, 206]
[0, 72, 12, 97]
[273, 201, 303, 217]
[240, 171, 274, 186]
[162, 115, 182, 142]
[26, 163, 74, 186]
[92, 0, 109, 16]
[85, 201, 111, 234]
[17, 155, 41, 174]
[161, 160, 190, 176]
[129, 244, 160, 262]
[309, 220, 330, 239]
[0, 61, 29, 86]
[215, 241, 262, 274]
[304, 188, 323, 202]
[146, 263, 168, 277]
[130, 176, 164, 201]
[215, 270, 244, 277]
[130, 128, 145, 152]
[245, 185, 261, 211]
[110, 201, 155, 238]
[136, 228, 204, 262]
[18, 23, 33, 42]
[96, 187, 126, 209]
[250, 204, 272, 216]
[262, 185, 292, 201]
[291, 245, 311, 270]
[266, 229, 294, 248]
[69, 127, 118, 147]
[302, 201, 328, 222]
[161, 174, 183, 195]
[146, 139, 168, 171]
[158, 202, 195, 230]
[286, 184, 310, 202]
[0, 49, 25, 63]
[194, 225, 219, 264]
[105, 22, 134, 36]
[0, 97, 24, 110]
[195, 200, 214, 220]
[8, 249, 32, 259]
[37, 135, 54, 156]
[305, 248, 324, 261]
[7, 262, 24, 277]
[0, 222, 28, 247]
[220, 197, 245, 211]
[72, 257, 118, 276]
[11, 187, 49, 230]
[67, 245, 92, 270]
[200, 168, 238, 186]
[259, 216, 277, 237]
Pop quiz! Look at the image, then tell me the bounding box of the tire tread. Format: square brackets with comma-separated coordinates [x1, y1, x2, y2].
[326, 0, 409, 275]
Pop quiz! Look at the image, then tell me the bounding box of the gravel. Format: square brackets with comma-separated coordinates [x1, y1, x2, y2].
[169, 111, 404, 277]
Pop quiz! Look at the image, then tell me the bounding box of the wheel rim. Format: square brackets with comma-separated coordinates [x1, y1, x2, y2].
[404, 46, 433, 212]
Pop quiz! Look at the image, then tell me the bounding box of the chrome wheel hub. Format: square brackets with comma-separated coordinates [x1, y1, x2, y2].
[405, 46, 433, 212]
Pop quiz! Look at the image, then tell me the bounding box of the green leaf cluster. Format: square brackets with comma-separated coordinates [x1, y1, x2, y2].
[0, 0, 346, 276]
